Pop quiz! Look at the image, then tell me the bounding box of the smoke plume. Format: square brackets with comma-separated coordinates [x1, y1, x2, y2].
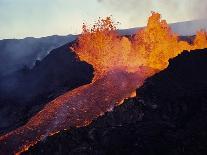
[98, 0, 207, 24]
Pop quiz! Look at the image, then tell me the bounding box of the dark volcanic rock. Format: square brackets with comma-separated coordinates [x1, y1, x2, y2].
[24, 49, 207, 155]
[0, 42, 93, 134]
[0, 35, 77, 77]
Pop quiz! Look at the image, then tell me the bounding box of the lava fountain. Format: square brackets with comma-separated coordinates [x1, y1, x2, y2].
[1, 12, 207, 155]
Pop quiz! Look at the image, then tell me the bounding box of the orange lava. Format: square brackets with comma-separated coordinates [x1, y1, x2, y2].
[0, 68, 154, 155]
[1, 12, 207, 155]
[74, 12, 207, 73]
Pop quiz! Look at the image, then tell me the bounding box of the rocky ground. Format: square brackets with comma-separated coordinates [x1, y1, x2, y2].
[0, 42, 93, 134]
[22, 49, 207, 155]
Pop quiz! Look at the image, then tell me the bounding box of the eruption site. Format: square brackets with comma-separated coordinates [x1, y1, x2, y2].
[74, 12, 207, 75]
[1, 12, 207, 155]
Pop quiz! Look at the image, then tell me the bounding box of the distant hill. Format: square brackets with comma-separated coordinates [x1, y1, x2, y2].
[0, 35, 76, 77]
[118, 19, 207, 36]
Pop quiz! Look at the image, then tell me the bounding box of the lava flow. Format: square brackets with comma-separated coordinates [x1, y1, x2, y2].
[1, 12, 207, 155]
[0, 67, 154, 155]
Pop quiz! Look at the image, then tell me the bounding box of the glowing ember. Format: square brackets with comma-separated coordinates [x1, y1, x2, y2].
[1, 12, 207, 154]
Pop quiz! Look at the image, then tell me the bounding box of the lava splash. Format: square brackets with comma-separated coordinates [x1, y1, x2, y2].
[74, 12, 207, 76]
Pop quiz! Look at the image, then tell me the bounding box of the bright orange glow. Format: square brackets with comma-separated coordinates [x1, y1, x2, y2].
[74, 17, 133, 80]
[74, 12, 207, 74]
[193, 30, 207, 50]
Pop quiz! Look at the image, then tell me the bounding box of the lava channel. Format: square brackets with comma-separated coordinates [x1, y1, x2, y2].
[0, 67, 155, 155]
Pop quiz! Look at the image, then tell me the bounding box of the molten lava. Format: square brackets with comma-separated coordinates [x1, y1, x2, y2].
[74, 12, 207, 73]
[1, 12, 207, 155]
[74, 17, 133, 79]
[0, 68, 154, 155]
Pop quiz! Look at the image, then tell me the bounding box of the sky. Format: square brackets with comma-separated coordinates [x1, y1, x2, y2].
[0, 0, 206, 39]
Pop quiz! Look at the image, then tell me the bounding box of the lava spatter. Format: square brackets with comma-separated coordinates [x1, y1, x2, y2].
[75, 12, 207, 72]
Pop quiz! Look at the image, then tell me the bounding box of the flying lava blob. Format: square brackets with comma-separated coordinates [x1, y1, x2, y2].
[1, 12, 207, 155]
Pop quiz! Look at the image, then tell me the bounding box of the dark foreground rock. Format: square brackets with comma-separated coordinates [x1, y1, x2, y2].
[0, 42, 93, 134]
[23, 49, 207, 155]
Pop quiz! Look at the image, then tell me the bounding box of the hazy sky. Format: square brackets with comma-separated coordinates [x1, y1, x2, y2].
[0, 0, 206, 39]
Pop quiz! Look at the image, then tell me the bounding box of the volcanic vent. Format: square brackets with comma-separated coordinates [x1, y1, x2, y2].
[1, 12, 207, 155]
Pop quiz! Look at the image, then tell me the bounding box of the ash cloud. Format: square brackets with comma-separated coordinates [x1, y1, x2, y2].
[191, 0, 207, 19]
[98, 0, 207, 23]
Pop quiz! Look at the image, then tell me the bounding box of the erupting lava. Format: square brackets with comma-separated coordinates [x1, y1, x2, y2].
[74, 12, 207, 73]
[1, 12, 207, 155]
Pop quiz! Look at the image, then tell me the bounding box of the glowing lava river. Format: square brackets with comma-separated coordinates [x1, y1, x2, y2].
[0, 67, 155, 155]
[1, 12, 207, 154]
